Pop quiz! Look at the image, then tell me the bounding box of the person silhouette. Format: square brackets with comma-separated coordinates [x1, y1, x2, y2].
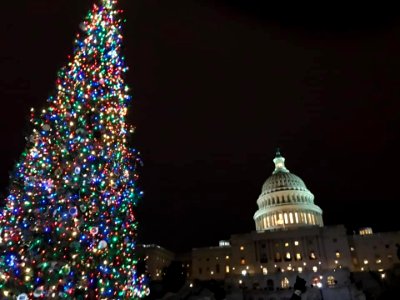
[290, 276, 307, 300]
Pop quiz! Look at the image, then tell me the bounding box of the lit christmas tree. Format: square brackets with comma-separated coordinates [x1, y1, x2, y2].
[0, 0, 149, 298]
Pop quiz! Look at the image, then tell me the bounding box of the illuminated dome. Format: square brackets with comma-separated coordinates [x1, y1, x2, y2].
[254, 150, 323, 231]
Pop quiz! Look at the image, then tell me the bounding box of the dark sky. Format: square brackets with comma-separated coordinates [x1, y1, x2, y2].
[1, 1, 400, 253]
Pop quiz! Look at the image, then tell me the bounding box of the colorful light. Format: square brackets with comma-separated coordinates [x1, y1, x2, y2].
[0, 0, 149, 298]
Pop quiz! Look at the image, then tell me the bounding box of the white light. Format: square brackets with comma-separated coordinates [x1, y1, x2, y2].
[316, 282, 323, 288]
[241, 270, 247, 276]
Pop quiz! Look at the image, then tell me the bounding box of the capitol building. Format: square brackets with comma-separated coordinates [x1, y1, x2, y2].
[141, 151, 400, 298]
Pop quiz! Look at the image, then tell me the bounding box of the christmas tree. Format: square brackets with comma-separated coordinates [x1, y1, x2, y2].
[0, 0, 149, 298]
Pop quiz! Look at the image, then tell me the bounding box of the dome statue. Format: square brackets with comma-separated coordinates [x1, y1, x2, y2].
[254, 149, 323, 231]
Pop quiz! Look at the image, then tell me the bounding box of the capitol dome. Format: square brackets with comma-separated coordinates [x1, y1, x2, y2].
[254, 150, 323, 231]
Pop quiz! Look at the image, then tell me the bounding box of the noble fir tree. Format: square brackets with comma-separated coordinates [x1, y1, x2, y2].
[0, 0, 149, 298]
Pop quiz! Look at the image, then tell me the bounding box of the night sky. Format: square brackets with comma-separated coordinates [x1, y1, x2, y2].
[1, 1, 400, 253]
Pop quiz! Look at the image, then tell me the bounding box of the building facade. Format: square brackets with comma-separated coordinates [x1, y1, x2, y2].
[190, 151, 400, 292]
[136, 244, 175, 281]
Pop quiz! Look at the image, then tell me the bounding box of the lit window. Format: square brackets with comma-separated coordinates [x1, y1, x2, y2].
[295, 253, 302, 261]
[241, 259, 246, 265]
[281, 277, 290, 289]
[335, 251, 341, 258]
[284, 213, 289, 224]
[364, 260, 369, 265]
[298, 267, 303, 273]
[289, 212, 294, 224]
[327, 276, 336, 286]
[310, 251, 316, 260]
[295, 212, 299, 223]
[262, 267, 268, 275]
[294, 241, 299, 246]
[311, 214, 316, 225]
[312, 266, 318, 272]
[226, 256, 230, 260]
[225, 266, 230, 273]
[350, 247, 355, 251]
[240, 246, 244, 251]
[285, 242, 289, 247]
[376, 259, 382, 264]
[285, 252, 292, 261]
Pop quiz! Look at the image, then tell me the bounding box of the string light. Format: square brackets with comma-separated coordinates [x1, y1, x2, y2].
[0, 0, 149, 298]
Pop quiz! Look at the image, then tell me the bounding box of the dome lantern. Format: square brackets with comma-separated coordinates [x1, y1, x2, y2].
[273, 148, 289, 174]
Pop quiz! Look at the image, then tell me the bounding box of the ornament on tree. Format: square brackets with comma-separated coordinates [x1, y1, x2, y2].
[42, 124, 51, 131]
[17, 294, 29, 300]
[54, 168, 63, 177]
[69, 207, 78, 217]
[98, 240, 108, 250]
[79, 22, 87, 31]
[74, 166, 81, 175]
[33, 286, 46, 298]
[79, 204, 87, 212]
[76, 128, 87, 136]
[90, 226, 99, 235]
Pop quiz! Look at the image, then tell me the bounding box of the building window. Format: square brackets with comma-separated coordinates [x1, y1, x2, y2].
[310, 251, 316, 260]
[295, 253, 302, 261]
[262, 267, 268, 275]
[241, 258, 246, 265]
[284, 213, 289, 224]
[294, 241, 299, 246]
[335, 251, 341, 258]
[285, 242, 289, 247]
[240, 246, 245, 251]
[267, 279, 274, 291]
[289, 212, 294, 224]
[281, 277, 290, 289]
[327, 276, 336, 287]
[311, 214, 316, 225]
[275, 253, 282, 262]
[226, 266, 230, 273]
[260, 254, 268, 263]
[216, 264, 220, 273]
[295, 212, 299, 223]
[285, 252, 292, 261]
